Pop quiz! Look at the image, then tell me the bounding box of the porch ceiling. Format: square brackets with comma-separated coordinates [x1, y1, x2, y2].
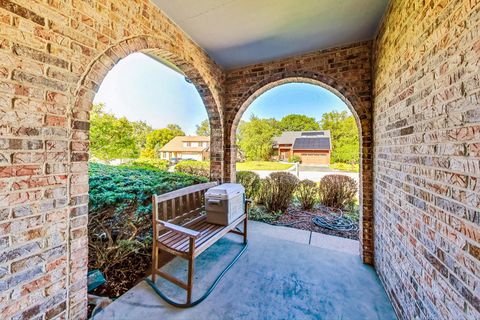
[152, 0, 389, 68]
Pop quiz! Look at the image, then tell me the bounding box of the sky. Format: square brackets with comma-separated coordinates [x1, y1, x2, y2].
[94, 53, 351, 134]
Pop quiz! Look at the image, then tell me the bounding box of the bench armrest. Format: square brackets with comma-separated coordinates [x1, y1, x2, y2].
[158, 220, 200, 239]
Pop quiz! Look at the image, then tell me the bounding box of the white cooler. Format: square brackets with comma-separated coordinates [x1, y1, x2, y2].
[205, 183, 245, 225]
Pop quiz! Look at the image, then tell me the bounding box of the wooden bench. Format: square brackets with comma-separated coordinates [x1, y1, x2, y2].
[151, 182, 249, 304]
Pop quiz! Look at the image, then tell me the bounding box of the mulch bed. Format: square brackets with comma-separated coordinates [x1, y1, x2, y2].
[273, 207, 359, 240]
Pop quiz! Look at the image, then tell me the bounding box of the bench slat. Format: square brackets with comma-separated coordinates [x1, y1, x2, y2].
[156, 215, 246, 255]
[173, 223, 220, 252]
[158, 216, 207, 246]
[159, 221, 200, 238]
[159, 218, 212, 251]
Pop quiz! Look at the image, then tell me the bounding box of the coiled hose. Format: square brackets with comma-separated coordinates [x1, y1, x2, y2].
[274, 205, 358, 232]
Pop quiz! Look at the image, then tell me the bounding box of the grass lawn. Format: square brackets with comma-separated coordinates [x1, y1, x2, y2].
[330, 163, 360, 173]
[236, 161, 293, 171]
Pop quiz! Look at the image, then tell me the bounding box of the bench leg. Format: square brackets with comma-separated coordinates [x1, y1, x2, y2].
[243, 202, 249, 244]
[152, 246, 157, 283]
[243, 216, 248, 244]
[187, 238, 195, 304]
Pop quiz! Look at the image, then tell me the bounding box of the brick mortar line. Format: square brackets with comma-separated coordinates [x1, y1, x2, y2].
[374, 172, 480, 221]
[374, 158, 480, 180]
[373, 209, 479, 316]
[375, 237, 447, 316]
[374, 182, 480, 266]
[373, 221, 474, 316]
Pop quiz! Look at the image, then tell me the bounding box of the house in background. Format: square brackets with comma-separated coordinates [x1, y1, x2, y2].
[159, 136, 210, 161]
[273, 131, 331, 165]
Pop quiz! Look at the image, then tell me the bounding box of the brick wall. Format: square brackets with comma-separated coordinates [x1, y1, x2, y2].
[0, 0, 223, 319]
[223, 42, 374, 263]
[1, 0, 479, 319]
[373, 0, 480, 319]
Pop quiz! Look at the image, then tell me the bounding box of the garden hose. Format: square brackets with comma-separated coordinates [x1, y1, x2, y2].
[272, 206, 358, 232]
[145, 242, 248, 308]
[310, 206, 358, 232]
[311, 215, 357, 232]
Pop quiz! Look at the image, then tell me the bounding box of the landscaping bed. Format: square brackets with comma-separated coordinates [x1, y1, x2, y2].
[88, 163, 207, 298]
[275, 207, 359, 240]
[249, 205, 359, 240]
[239, 171, 359, 240]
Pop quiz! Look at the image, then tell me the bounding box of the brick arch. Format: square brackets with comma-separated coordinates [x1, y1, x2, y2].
[225, 73, 374, 264]
[72, 35, 224, 181]
[230, 73, 365, 137]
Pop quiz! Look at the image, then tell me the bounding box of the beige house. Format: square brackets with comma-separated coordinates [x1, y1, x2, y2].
[159, 136, 210, 161]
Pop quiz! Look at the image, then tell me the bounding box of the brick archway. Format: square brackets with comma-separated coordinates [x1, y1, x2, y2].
[225, 72, 374, 264]
[72, 35, 224, 181]
[67, 35, 224, 315]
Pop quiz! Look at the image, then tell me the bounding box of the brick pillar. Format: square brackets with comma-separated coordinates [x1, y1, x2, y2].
[209, 122, 224, 182]
[359, 117, 374, 264]
[222, 116, 236, 183]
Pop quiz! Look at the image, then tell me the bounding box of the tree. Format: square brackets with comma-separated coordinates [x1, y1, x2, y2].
[195, 119, 210, 136]
[166, 124, 184, 135]
[131, 121, 152, 151]
[90, 104, 138, 160]
[278, 114, 320, 132]
[142, 125, 185, 158]
[319, 111, 359, 163]
[237, 115, 279, 160]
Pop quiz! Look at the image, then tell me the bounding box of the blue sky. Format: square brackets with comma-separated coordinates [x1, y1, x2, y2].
[94, 53, 350, 134]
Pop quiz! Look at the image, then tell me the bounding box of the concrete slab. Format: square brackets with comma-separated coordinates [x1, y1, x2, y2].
[248, 220, 311, 245]
[94, 225, 396, 320]
[310, 231, 359, 255]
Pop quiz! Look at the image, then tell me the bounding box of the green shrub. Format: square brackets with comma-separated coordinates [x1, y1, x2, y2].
[248, 205, 281, 223]
[318, 174, 357, 208]
[121, 158, 169, 171]
[236, 171, 260, 199]
[295, 179, 318, 210]
[175, 160, 210, 178]
[261, 172, 299, 213]
[288, 155, 301, 163]
[88, 163, 207, 297]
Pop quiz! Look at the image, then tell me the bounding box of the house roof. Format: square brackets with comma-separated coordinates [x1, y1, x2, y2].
[274, 131, 330, 145]
[159, 136, 210, 152]
[292, 137, 331, 150]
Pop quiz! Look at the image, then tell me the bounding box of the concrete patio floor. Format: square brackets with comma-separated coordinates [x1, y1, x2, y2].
[94, 222, 396, 320]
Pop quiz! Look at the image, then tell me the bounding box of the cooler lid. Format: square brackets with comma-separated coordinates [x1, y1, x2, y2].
[205, 183, 245, 199]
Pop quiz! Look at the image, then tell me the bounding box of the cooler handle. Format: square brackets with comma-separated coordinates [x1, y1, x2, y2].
[207, 199, 221, 205]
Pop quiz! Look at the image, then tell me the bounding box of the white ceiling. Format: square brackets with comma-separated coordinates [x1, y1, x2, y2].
[152, 0, 389, 69]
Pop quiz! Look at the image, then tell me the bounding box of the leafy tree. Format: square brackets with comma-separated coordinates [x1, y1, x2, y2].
[278, 114, 320, 131]
[195, 119, 210, 136]
[140, 148, 156, 158]
[237, 115, 279, 160]
[90, 104, 138, 160]
[131, 121, 152, 151]
[166, 124, 184, 134]
[142, 125, 185, 158]
[319, 111, 359, 163]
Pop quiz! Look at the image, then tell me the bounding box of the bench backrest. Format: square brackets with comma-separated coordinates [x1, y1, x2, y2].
[152, 182, 218, 226]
